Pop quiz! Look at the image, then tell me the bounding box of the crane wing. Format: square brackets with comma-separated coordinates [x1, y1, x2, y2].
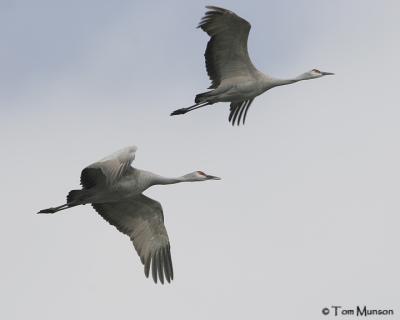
[80, 145, 137, 189]
[228, 99, 254, 126]
[198, 6, 258, 89]
[92, 194, 173, 284]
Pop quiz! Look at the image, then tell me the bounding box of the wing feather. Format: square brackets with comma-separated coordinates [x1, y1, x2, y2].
[229, 99, 254, 126]
[198, 6, 258, 89]
[157, 250, 164, 284]
[92, 194, 173, 284]
[80, 146, 137, 189]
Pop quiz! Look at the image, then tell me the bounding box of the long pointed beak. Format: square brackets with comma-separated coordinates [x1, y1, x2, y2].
[206, 175, 221, 180]
[321, 71, 335, 76]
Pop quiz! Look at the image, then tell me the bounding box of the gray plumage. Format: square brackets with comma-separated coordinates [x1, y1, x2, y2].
[171, 6, 334, 125]
[38, 146, 220, 284]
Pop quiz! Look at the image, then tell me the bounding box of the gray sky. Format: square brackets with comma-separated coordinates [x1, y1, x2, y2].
[2, 0, 400, 319]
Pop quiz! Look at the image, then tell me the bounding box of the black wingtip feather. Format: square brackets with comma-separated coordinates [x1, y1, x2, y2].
[157, 250, 164, 285]
[237, 101, 250, 126]
[228, 99, 254, 126]
[144, 251, 151, 278]
[243, 103, 251, 125]
[162, 249, 171, 283]
[167, 246, 174, 280]
[231, 102, 243, 126]
[204, 6, 229, 14]
[152, 255, 158, 284]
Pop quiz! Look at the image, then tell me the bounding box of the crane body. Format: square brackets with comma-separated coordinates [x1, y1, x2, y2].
[38, 146, 220, 284]
[171, 6, 334, 125]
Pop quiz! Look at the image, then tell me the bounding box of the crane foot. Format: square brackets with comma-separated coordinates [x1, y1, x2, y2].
[37, 208, 56, 214]
[170, 108, 188, 116]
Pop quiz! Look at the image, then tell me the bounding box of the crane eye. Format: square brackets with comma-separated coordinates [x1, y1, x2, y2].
[197, 171, 206, 176]
[312, 69, 321, 74]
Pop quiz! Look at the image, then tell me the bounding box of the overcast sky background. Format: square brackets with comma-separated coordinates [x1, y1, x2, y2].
[1, 0, 400, 319]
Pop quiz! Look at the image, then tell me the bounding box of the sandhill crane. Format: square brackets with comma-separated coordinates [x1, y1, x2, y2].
[171, 6, 334, 125]
[38, 146, 220, 284]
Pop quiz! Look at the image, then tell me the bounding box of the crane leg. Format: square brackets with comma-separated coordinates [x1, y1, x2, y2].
[170, 102, 210, 116]
[37, 203, 78, 214]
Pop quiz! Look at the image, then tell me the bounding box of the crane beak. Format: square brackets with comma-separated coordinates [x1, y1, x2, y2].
[206, 175, 221, 180]
[321, 71, 334, 76]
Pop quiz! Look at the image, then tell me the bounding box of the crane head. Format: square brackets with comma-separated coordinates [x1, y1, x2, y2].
[309, 69, 335, 78]
[182, 171, 221, 181]
[196, 171, 221, 180]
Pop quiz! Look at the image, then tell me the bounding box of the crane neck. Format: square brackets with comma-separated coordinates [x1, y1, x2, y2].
[277, 71, 320, 84]
[262, 72, 315, 90]
[148, 174, 181, 186]
[136, 169, 204, 191]
[271, 78, 299, 87]
[146, 173, 199, 186]
[259, 75, 298, 91]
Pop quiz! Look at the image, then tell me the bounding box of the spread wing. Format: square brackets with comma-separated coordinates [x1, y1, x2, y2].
[228, 99, 254, 126]
[198, 6, 258, 89]
[92, 195, 173, 284]
[80, 145, 137, 189]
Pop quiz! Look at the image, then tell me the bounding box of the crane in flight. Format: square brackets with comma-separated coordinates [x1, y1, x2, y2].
[171, 6, 334, 126]
[38, 146, 220, 284]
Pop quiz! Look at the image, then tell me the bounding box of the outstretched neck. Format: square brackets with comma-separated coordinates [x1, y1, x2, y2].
[265, 72, 314, 89]
[149, 174, 181, 186]
[272, 78, 299, 87]
[147, 173, 196, 186]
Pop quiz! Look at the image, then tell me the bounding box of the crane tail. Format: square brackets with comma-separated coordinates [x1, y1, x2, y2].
[66, 189, 91, 203]
[194, 91, 213, 103]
